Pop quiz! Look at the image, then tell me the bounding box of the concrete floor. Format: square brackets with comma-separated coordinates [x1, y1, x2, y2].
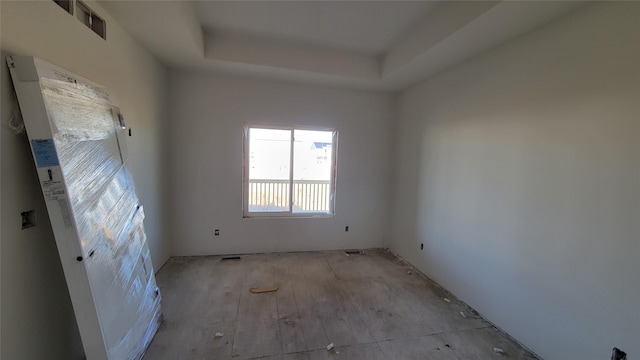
[143, 249, 538, 360]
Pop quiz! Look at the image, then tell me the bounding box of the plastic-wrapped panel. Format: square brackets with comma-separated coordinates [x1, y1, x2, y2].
[8, 56, 161, 360]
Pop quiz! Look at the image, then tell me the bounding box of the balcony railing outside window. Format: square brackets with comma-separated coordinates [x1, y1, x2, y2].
[248, 179, 331, 213]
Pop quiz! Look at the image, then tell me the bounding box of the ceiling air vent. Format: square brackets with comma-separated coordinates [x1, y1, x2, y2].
[76, 0, 106, 40]
[53, 0, 72, 14]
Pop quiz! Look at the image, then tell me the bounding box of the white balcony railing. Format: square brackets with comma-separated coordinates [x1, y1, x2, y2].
[248, 179, 331, 212]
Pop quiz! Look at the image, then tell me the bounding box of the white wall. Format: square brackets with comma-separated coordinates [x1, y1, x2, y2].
[1, 1, 169, 358]
[391, 2, 639, 359]
[168, 72, 394, 255]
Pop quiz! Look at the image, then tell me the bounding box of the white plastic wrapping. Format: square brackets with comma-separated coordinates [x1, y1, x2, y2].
[41, 77, 161, 359]
[14, 69, 161, 359]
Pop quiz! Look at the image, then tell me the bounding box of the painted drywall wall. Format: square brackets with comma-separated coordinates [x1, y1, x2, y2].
[1, 1, 169, 358]
[391, 2, 639, 359]
[168, 72, 394, 255]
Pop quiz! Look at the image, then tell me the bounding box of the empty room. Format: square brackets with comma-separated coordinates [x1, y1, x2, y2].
[1, 1, 638, 359]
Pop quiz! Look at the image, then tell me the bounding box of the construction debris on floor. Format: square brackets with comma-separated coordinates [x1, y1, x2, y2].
[250, 286, 279, 294]
[143, 249, 538, 359]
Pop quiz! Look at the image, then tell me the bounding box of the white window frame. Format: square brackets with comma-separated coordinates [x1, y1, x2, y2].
[243, 124, 338, 218]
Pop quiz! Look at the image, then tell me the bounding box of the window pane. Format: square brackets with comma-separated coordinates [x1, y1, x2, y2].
[292, 130, 333, 213]
[248, 128, 291, 212]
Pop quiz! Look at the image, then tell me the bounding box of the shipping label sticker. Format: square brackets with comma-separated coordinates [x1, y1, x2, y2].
[42, 167, 65, 201]
[31, 139, 59, 167]
[42, 181, 65, 201]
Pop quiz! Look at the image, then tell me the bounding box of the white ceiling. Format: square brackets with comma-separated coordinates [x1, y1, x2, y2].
[99, 1, 586, 92]
[194, 1, 439, 55]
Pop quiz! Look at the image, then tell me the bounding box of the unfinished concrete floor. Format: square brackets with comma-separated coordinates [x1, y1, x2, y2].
[143, 249, 538, 360]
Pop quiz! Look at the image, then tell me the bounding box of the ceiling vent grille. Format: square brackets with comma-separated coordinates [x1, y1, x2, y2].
[76, 0, 106, 40]
[53, 0, 72, 14]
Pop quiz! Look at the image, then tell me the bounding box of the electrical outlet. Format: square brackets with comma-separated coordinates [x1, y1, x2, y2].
[420, 243, 424, 250]
[345, 226, 349, 232]
[21, 210, 36, 229]
[214, 229, 220, 236]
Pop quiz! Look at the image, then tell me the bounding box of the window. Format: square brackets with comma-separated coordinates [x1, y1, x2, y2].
[243, 125, 337, 217]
